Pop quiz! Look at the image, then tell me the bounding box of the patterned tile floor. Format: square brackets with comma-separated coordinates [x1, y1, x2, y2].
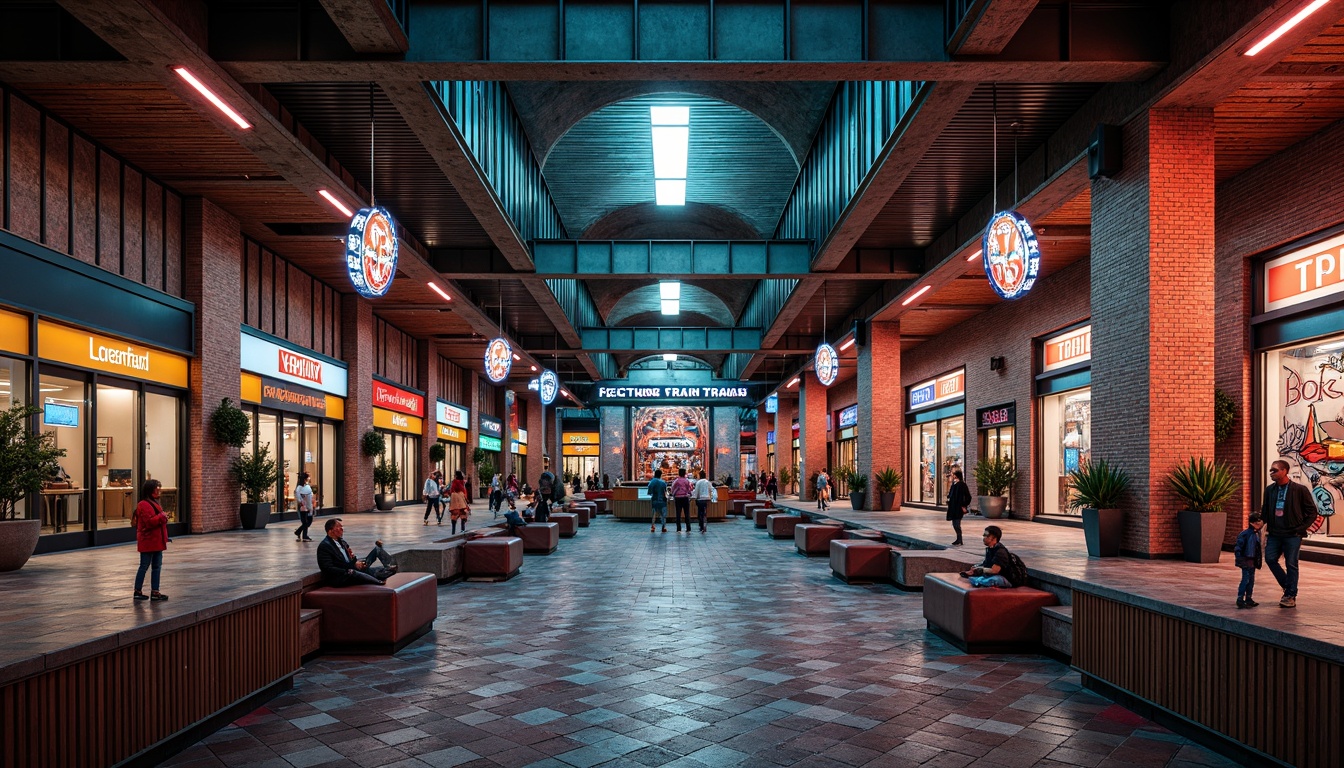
[166, 517, 1234, 768]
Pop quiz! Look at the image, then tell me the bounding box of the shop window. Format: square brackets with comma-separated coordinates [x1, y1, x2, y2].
[1263, 339, 1344, 537]
[942, 419, 964, 488]
[834, 439, 855, 496]
[980, 426, 1015, 462]
[39, 372, 87, 533]
[1040, 388, 1091, 515]
[282, 417, 300, 510]
[1, 358, 30, 519]
[144, 391, 180, 522]
[250, 412, 278, 504]
[321, 422, 337, 509]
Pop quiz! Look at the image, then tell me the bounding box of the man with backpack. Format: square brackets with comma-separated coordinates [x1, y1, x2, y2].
[959, 525, 1027, 588]
[535, 469, 558, 523]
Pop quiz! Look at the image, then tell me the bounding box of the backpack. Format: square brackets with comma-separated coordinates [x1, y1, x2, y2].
[1003, 551, 1028, 588]
[538, 474, 553, 496]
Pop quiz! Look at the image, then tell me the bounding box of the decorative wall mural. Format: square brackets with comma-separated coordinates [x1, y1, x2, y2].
[633, 405, 708, 480]
[1268, 341, 1341, 535]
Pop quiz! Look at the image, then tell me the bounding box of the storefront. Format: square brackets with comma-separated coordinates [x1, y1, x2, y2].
[1037, 325, 1091, 516]
[239, 327, 345, 516]
[835, 404, 858, 496]
[373, 378, 424, 505]
[1256, 229, 1344, 538]
[479, 414, 504, 480]
[562, 431, 600, 484]
[790, 420, 800, 488]
[977, 403, 1016, 462]
[905, 368, 966, 506]
[766, 430, 776, 474]
[434, 399, 470, 489]
[511, 428, 529, 483]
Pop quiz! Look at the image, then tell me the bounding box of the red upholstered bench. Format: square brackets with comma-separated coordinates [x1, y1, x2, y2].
[568, 504, 593, 526]
[830, 540, 892, 584]
[516, 522, 559, 554]
[766, 513, 802, 539]
[844, 529, 885, 541]
[301, 572, 438, 654]
[732, 499, 748, 516]
[922, 572, 1059, 653]
[795, 522, 845, 556]
[750, 505, 771, 528]
[463, 536, 523, 581]
[551, 512, 578, 538]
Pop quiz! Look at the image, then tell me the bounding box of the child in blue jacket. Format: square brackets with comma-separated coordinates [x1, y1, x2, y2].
[1234, 512, 1264, 609]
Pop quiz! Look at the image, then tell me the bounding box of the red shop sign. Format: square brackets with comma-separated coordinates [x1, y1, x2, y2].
[372, 380, 424, 417]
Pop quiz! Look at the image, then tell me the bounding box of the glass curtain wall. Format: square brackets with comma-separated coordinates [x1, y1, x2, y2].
[145, 391, 180, 520]
[1, 358, 30, 519]
[244, 408, 340, 512]
[907, 417, 965, 505]
[38, 371, 87, 533]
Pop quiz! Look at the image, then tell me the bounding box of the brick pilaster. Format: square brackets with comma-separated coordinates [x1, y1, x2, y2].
[755, 405, 769, 485]
[502, 389, 516, 482]
[526, 391, 545, 488]
[775, 395, 796, 495]
[858, 321, 902, 510]
[416, 340, 438, 488]
[340, 294, 374, 513]
[799, 376, 828, 501]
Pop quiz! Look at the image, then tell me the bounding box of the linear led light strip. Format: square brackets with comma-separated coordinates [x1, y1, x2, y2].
[173, 67, 251, 130]
[651, 106, 688, 206]
[1245, 0, 1330, 56]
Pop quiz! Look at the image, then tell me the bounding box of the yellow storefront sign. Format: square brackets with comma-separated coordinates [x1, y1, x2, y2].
[563, 444, 599, 456]
[326, 395, 345, 421]
[39, 320, 188, 387]
[241, 372, 344, 420]
[0, 307, 30, 355]
[374, 407, 422, 434]
[563, 432, 599, 445]
[437, 424, 466, 443]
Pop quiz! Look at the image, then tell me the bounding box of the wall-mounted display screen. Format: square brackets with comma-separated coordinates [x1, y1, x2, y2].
[43, 401, 79, 427]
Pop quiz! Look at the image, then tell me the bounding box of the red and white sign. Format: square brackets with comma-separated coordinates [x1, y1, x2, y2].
[1042, 325, 1091, 373]
[240, 329, 347, 397]
[908, 368, 965, 411]
[1263, 231, 1344, 313]
[372, 380, 424, 417]
[278, 348, 322, 385]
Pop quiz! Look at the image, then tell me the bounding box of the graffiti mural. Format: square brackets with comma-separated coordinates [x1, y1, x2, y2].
[633, 406, 708, 480]
[1269, 343, 1343, 534]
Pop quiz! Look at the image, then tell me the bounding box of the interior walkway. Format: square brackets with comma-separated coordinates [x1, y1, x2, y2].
[166, 516, 1231, 768]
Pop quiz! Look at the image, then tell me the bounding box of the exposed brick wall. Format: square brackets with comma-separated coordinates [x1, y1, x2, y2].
[341, 295, 374, 513]
[183, 198, 242, 534]
[858, 321, 902, 509]
[755, 405, 769, 479]
[526, 391, 545, 489]
[373, 317, 417, 385]
[824, 374, 859, 470]
[240, 237, 343, 359]
[417, 340, 437, 490]
[774, 396, 796, 493]
[799, 376, 827, 500]
[900, 258, 1091, 519]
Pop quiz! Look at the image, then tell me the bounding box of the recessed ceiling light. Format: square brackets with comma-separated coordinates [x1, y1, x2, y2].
[661, 298, 680, 315]
[173, 67, 252, 129]
[1245, 0, 1330, 56]
[663, 353, 677, 361]
[427, 282, 452, 301]
[317, 189, 353, 217]
[966, 249, 983, 262]
[787, 377, 800, 388]
[530, 365, 537, 372]
[651, 107, 689, 206]
[650, 107, 689, 126]
[659, 281, 681, 300]
[512, 353, 521, 361]
[655, 179, 686, 206]
[839, 338, 855, 351]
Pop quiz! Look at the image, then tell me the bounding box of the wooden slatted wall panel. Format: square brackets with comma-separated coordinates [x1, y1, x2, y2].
[437, 357, 468, 406]
[0, 593, 299, 768]
[1074, 592, 1342, 768]
[241, 236, 344, 359]
[375, 317, 417, 387]
[0, 88, 184, 297]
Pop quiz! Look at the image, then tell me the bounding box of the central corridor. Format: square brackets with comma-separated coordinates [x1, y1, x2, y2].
[169, 521, 1231, 768]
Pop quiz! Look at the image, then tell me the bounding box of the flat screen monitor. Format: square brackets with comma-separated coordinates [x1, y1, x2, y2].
[43, 402, 79, 428]
[107, 469, 133, 486]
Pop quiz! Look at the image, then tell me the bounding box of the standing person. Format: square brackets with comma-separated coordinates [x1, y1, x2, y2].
[1235, 512, 1265, 609]
[692, 470, 714, 534]
[448, 470, 471, 534]
[505, 473, 520, 510]
[294, 472, 316, 541]
[536, 468, 557, 523]
[670, 467, 694, 532]
[602, 473, 611, 490]
[816, 469, 830, 511]
[766, 472, 778, 501]
[423, 470, 442, 525]
[1261, 460, 1318, 608]
[489, 473, 503, 517]
[647, 469, 668, 533]
[132, 479, 169, 601]
[946, 469, 971, 546]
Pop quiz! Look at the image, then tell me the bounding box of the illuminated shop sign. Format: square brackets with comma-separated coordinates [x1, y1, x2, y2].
[1042, 325, 1091, 372]
[976, 403, 1017, 429]
[983, 210, 1041, 300]
[437, 424, 467, 443]
[908, 368, 965, 411]
[563, 444, 599, 456]
[838, 405, 858, 428]
[564, 432, 599, 444]
[592, 383, 751, 402]
[791, 421, 799, 439]
[40, 320, 188, 388]
[1262, 230, 1344, 313]
[436, 400, 469, 428]
[261, 377, 327, 419]
[373, 407, 421, 434]
[814, 343, 838, 386]
[484, 337, 512, 383]
[766, 393, 778, 413]
[478, 434, 503, 451]
[539, 369, 559, 405]
[767, 430, 775, 445]
[479, 414, 503, 438]
[345, 206, 398, 299]
[240, 329, 348, 396]
[372, 379, 424, 417]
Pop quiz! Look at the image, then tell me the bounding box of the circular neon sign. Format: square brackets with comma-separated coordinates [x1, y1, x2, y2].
[344, 206, 398, 299]
[484, 337, 512, 383]
[814, 343, 839, 387]
[539, 369, 559, 405]
[982, 210, 1040, 300]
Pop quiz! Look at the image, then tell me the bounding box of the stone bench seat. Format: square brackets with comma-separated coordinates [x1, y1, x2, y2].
[844, 529, 885, 541]
[922, 572, 1059, 653]
[829, 540, 893, 584]
[766, 513, 802, 539]
[301, 572, 438, 654]
[566, 504, 593, 526]
[891, 549, 982, 591]
[463, 536, 524, 581]
[299, 608, 322, 657]
[550, 512, 578, 538]
[514, 522, 559, 554]
[795, 522, 846, 556]
[748, 504, 771, 528]
[395, 541, 464, 583]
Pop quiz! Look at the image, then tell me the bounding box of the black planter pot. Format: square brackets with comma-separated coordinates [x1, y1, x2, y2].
[239, 502, 271, 530]
[1082, 507, 1123, 557]
[1177, 509, 1226, 563]
[878, 492, 896, 511]
[374, 493, 396, 511]
[850, 491, 867, 511]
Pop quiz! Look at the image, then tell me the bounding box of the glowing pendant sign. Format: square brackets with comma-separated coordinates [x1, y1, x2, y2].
[814, 343, 839, 387]
[484, 337, 512, 383]
[982, 210, 1040, 300]
[345, 206, 398, 298]
[539, 369, 559, 405]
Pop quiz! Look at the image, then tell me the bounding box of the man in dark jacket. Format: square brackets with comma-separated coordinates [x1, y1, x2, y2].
[316, 518, 397, 587]
[1260, 461, 1317, 608]
[946, 469, 971, 546]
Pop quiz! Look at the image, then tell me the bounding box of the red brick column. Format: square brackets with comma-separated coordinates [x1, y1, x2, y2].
[526, 391, 545, 489]
[184, 198, 241, 533]
[755, 405, 769, 487]
[1092, 108, 1215, 556]
[468, 374, 482, 490]
[340, 294, 374, 513]
[799, 376, 828, 501]
[416, 340, 438, 487]
[775, 395, 795, 495]
[858, 321, 902, 510]
[502, 389, 516, 482]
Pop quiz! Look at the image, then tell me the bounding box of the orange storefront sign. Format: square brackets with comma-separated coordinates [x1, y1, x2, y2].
[437, 424, 467, 443]
[38, 320, 188, 387]
[1042, 326, 1091, 372]
[1264, 231, 1344, 312]
[0, 307, 30, 355]
[563, 444, 600, 456]
[563, 432, 599, 445]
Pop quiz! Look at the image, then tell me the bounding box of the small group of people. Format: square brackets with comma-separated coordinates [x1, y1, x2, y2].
[488, 472, 521, 516]
[647, 467, 717, 533]
[1236, 460, 1318, 609]
[814, 469, 831, 511]
[761, 472, 779, 500]
[422, 470, 471, 533]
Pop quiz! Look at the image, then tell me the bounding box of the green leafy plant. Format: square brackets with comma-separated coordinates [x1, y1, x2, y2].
[832, 466, 852, 488]
[1067, 458, 1131, 510]
[1214, 388, 1237, 444]
[478, 454, 496, 485]
[210, 398, 251, 449]
[1168, 457, 1238, 514]
[373, 456, 401, 496]
[231, 445, 280, 505]
[361, 430, 386, 458]
[777, 466, 794, 493]
[0, 404, 67, 520]
[428, 442, 446, 464]
[874, 467, 903, 494]
[471, 446, 488, 466]
[848, 472, 867, 493]
[973, 455, 1018, 496]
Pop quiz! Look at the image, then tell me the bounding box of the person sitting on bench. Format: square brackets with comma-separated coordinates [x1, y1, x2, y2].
[959, 525, 1023, 589]
[317, 518, 398, 587]
[502, 507, 528, 536]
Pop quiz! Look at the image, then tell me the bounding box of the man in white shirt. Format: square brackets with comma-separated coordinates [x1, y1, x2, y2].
[693, 471, 714, 534]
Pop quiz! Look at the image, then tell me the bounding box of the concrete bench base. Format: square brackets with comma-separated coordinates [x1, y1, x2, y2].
[891, 549, 981, 591]
[517, 523, 560, 554]
[301, 572, 438, 655]
[299, 608, 322, 657]
[829, 540, 892, 584]
[844, 529, 885, 541]
[463, 536, 523, 581]
[396, 541, 464, 583]
[766, 513, 801, 539]
[1041, 605, 1073, 660]
[795, 523, 845, 556]
[922, 572, 1059, 653]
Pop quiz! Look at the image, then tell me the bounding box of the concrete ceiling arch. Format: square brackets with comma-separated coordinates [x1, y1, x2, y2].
[606, 283, 736, 327]
[582, 201, 759, 240]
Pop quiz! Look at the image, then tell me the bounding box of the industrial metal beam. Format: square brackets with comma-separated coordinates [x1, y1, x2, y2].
[316, 0, 409, 54]
[579, 327, 765, 353]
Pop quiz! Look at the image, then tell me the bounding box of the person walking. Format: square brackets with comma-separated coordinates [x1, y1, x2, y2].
[1261, 460, 1318, 608]
[647, 469, 668, 532]
[489, 473, 503, 517]
[766, 472, 778, 501]
[448, 470, 471, 534]
[505, 473, 520, 510]
[132, 479, 169, 602]
[294, 472, 316, 541]
[946, 469, 971, 546]
[669, 467, 694, 532]
[423, 471, 442, 525]
[693, 470, 714, 533]
[816, 469, 830, 511]
[1234, 512, 1265, 609]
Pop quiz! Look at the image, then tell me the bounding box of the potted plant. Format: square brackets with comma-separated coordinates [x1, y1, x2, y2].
[361, 430, 385, 458]
[0, 404, 66, 571]
[973, 455, 1017, 519]
[211, 397, 250, 449]
[848, 472, 868, 511]
[477, 454, 496, 498]
[231, 444, 280, 530]
[428, 442, 446, 465]
[373, 456, 400, 511]
[777, 466, 794, 497]
[1169, 457, 1238, 563]
[1068, 458, 1131, 557]
[874, 467, 902, 511]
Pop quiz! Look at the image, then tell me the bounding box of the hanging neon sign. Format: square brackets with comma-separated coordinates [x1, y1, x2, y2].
[345, 206, 398, 298]
[484, 338, 512, 383]
[814, 343, 839, 386]
[982, 210, 1040, 300]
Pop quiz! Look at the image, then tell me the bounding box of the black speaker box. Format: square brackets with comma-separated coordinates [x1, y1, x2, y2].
[1089, 124, 1122, 179]
[854, 320, 868, 348]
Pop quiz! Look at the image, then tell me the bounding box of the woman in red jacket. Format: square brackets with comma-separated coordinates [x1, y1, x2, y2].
[447, 470, 471, 535]
[133, 479, 169, 601]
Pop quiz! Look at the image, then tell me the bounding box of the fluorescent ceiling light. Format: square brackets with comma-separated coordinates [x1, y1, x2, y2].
[427, 282, 452, 301]
[318, 189, 353, 217]
[663, 353, 677, 362]
[901, 285, 932, 306]
[655, 179, 686, 206]
[661, 299, 680, 315]
[1246, 0, 1330, 55]
[967, 249, 983, 261]
[173, 67, 252, 130]
[839, 338, 855, 352]
[512, 353, 521, 361]
[650, 106, 689, 126]
[659, 281, 681, 300]
[786, 377, 800, 388]
[652, 127, 689, 178]
[530, 365, 538, 372]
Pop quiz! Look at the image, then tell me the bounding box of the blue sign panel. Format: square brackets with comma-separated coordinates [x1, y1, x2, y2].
[766, 430, 775, 445]
[344, 207, 398, 298]
[766, 393, 778, 414]
[982, 209, 1041, 300]
[838, 404, 858, 429]
[908, 383, 936, 410]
